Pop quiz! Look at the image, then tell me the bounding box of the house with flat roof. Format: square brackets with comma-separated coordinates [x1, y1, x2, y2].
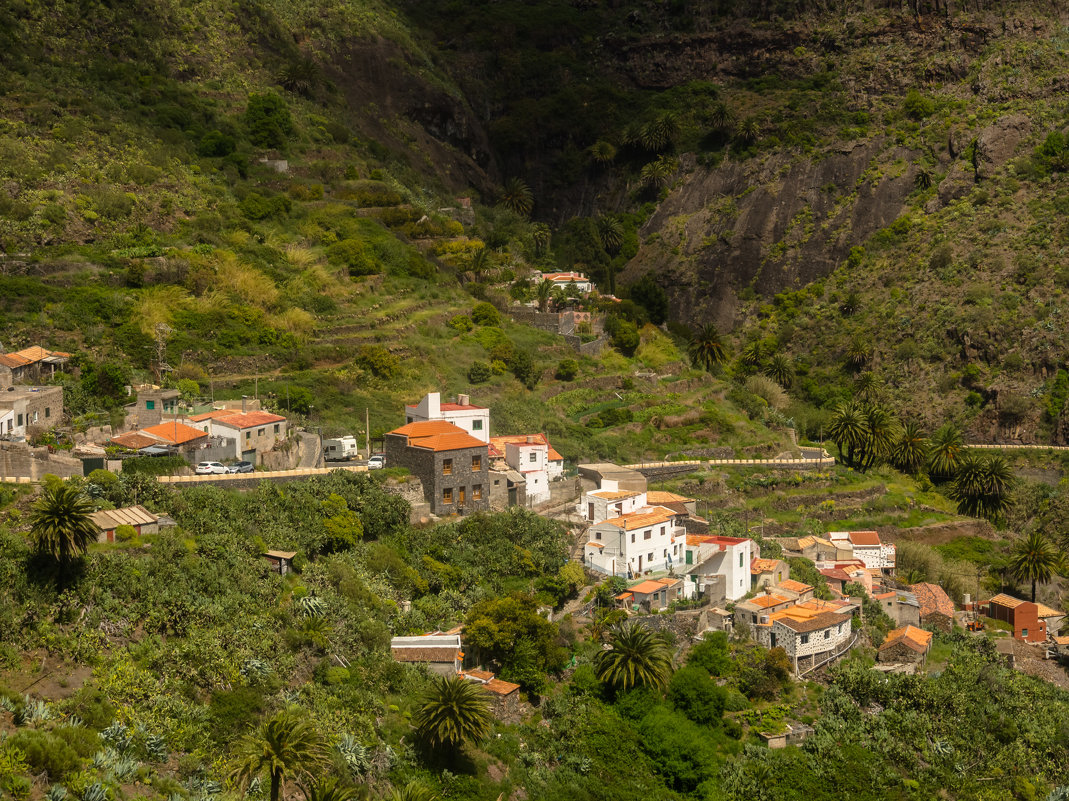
[385, 420, 489, 516]
[0, 385, 64, 439]
[541, 271, 593, 293]
[872, 588, 921, 627]
[579, 487, 648, 524]
[584, 505, 687, 576]
[489, 433, 563, 481]
[682, 534, 752, 602]
[485, 435, 554, 506]
[405, 392, 489, 443]
[828, 530, 896, 572]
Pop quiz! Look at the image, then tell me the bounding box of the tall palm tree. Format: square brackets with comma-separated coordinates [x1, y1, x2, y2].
[826, 403, 868, 469]
[596, 216, 623, 255]
[1009, 530, 1063, 602]
[589, 140, 617, 164]
[595, 622, 673, 693]
[948, 453, 1015, 522]
[230, 710, 328, 801]
[412, 675, 492, 752]
[859, 405, 898, 472]
[499, 178, 533, 217]
[854, 372, 881, 403]
[891, 420, 928, 474]
[739, 340, 764, 370]
[846, 337, 871, 370]
[688, 325, 726, 371]
[29, 483, 98, 566]
[928, 423, 964, 481]
[536, 279, 553, 313]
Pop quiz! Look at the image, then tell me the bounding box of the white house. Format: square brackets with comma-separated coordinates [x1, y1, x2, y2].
[406, 392, 489, 444]
[506, 438, 550, 505]
[681, 534, 752, 602]
[579, 487, 648, 524]
[584, 505, 685, 576]
[541, 271, 593, 294]
[489, 433, 564, 479]
[188, 409, 287, 461]
[828, 531, 896, 572]
[0, 408, 13, 438]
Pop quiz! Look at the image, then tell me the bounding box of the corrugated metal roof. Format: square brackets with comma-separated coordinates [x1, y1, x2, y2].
[88, 505, 158, 530]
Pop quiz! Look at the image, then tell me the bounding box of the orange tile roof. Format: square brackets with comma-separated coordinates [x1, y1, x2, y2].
[1035, 602, 1063, 618]
[1054, 635, 1069, 646]
[629, 578, 677, 595]
[110, 432, 163, 450]
[188, 409, 240, 422]
[646, 491, 695, 504]
[389, 420, 464, 437]
[585, 541, 604, 549]
[463, 669, 495, 681]
[489, 433, 563, 461]
[10, 346, 70, 362]
[880, 625, 933, 653]
[599, 506, 677, 531]
[211, 411, 287, 429]
[615, 592, 634, 601]
[141, 421, 208, 445]
[910, 583, 955, 618]
[985, 593, 1024, 609]
[777, 579, 813, 594]
[848, 530, 881, 546]
[873, 591, 896, 600]
[485, 678, 521, 695]
[410, 432, 487, 452]
[0, 353, 27, 368]
[751, 558, 783, 575]
[590, 489, 641, 500]
[777, 610, 850, 633]
[749, 594, 792, 609]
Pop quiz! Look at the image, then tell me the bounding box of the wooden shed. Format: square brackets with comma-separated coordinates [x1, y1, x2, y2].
[88, 505, 160, 543]
[263, 550, 297, 575]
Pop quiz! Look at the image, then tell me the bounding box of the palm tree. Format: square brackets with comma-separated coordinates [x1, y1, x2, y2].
[764, 354, 793, 388]
[891, 420, 928, 474]
[734, 117, 761, 144]
[948, 452, 1015, 522]
[846, 337, 871, 370]
[536, 279, 553, 313]
[412, 675, 492, 752]
[639, 156, 676, 190]
[914, 166, 934, 190]
[826, 403, 868, 469]
[688, 325, 727, 371]
[640, 112, 679, 152]
[1009, 530, 1063, 602]
[596, 216, 623, 255]
[709, 102, 733, 133]
[531, 223, 551, 256]
[499, 177, 533, 217]
[928, 423, 963, 481]
[596, 622, 673, 693]
[739, 340, 764, 370]
[29, 483, 98, 566]
[859, 405, 897, 472]
[231, 710, 328, 801]
[589, 140, 617, 164]
[854, 371, 881, 403]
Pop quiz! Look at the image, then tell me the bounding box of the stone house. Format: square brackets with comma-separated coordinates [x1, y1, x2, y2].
[829, 530, 896, 572]
[458, 670, 522, 717]
[622, 577, 688, 611]
[390, 633, 463, 676]
[140, 421, 209, 454]
[88, 505, 159, 543]
[0, 385, 64, 439]
[877, 625, 933, 664]
[736, 592, 797, 628]
[200, 411, 288, 463]
[125, 386, 180, 429]
[0, 346, 70, 385]
[909, 582, 956, 633]
[758, 604, 853, 674]
[263, 550, 297, 575]
[384, 420, 489, 516]
[776, 535, 838, 562]
[775, 579, 814, 602]
[872, 589, 922, 627]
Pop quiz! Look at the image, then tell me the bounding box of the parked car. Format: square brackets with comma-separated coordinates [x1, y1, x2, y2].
[195, 461, 228, 475]
[227, 460, 255, 473]
[367, 454, 385, 470]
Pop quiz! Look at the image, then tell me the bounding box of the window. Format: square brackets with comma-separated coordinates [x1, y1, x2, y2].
[801, 634, 810, 645]
[595, 531, 602, 541]
[44, 407, 50, 418]
[245, 431, 251, 440]
[472, 455, 481, 471]
[443, 488, 453, 504]
[529, 452, 537, 462]
[739, 552, 744, 568]
[442, 458, 453, 476]
[17, 414, 22, 426]
[407, 417, 413, 424]
[630, 533, 635, 543]
[660, 526, 665, 536]
[1022, 628, 1028, 637]
[32, 411, 38, 423]
[258, 428, 265, 436]
[472, 419, 483, 431]
[644, 529, 651, 540]
[273, 424, 279, 434]
[825, 630, 831, 639]
[648, 552, 654, 561]
[472, 484, 482, 500]
[146, 400, 155, 410]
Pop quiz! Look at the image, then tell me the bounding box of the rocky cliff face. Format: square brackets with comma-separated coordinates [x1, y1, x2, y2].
[621, 139, 921, 330]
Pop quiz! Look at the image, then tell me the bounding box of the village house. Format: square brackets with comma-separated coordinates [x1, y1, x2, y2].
[872, 588, 922, 628]
[985, 593, 1064, 644]
[753, 600, 854, 674]
[486, 435, 555, 506]
[646, 491, 699, 518]
[88, 505, 160, 543]
[579, 487, 647, 524]
[775, 579, 815, 602]
[405, 392, 489, 444]
[619, 577, 689, 612]
[736, 592, 797, 627]
[0, 346, 70, 386]
[384, 420, 489, 516]
[489, 433, 564, 480]
[828, 530, 896, 573]
[124, 385, 180, 429]
[909, 582, 956, 633]
[540, 271, 593, 294]
[584, 505, 687, 577]
[458, 669, 521, 716]
[390, 633, 464, 676]
[0, 385, 64, 439]
[775, 535, 839, 562]
[877, 625, 933, 664]
[682, 534, 752, 602]
[139, 420, 210, 454]
[188, 410, 288, 463]
[751, 557, 790, 590]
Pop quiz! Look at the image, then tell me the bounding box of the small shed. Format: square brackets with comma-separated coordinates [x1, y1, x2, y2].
[264, 550, 297, 575]
[88, 505, 160, 543]
[390, 633, 463, 676]
[459, 669, 523, 719]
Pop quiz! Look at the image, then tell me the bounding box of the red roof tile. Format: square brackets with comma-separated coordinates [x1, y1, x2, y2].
[847, 530, 881, 546]
[110, 432, 165, 450]
[142, 421, 208, 445]
[909, 582, 955, 619]
[211, 411, 286, 429]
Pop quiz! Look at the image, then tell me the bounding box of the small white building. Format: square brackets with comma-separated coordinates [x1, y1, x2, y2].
[0, 408, 13, 438]
[489, 434, 563, 480]
[681, 534, 753, 602]
[584, 505, 686, 577]
[579, 488, 648, 524]
[406, 392, 489, 444]
[541, 271, 593, 294]
[828, 531, 896, 572]
[504, 438, 550, 505]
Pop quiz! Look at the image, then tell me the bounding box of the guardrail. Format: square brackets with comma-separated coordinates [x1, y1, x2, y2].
[157, 465, 368, 484]
[625, 457, 836, 471]
[966, 443, 1069, 450]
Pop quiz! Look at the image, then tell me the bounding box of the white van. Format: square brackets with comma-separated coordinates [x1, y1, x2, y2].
[324, 435, 360, 461]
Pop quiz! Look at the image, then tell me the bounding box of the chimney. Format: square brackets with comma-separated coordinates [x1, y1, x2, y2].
[527, 435, 537, 444]
[242, 395, 248, 413]
[458, 393, 470, 406]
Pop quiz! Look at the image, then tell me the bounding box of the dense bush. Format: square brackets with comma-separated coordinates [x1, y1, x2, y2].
[555, 358, 579, 381]
[245, 93, 293, 149]
[471, 302, 501, 327]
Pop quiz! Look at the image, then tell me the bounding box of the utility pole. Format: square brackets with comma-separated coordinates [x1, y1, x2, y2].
[365, 408, 370, 459]
[254, 376, 258, 403]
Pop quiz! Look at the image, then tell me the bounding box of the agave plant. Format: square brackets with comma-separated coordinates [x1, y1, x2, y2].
[241, 658, 272, 682]
[336, 734, 370, 777]
[295, 595, 325, 619]
[109, 755, 140, 782]
[81, 783, 108, 801]
[91, 748, 120, 772]
[101, 721, 133, 753]
[65, 715, 85, 728]
[0, 696, 15, 715]
[145, 733, 168, 762]
[17, 696, 51, 726]
[46, 786, 69, 801]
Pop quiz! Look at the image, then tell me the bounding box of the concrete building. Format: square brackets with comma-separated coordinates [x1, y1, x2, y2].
[125, 386, 180, 429]
[385, 420, 489, 516]
[209, 411, 288, 463]
[584, 505, 686, 576]
[828, 531, 896, 572]
[751, 557, 790, 590]
[489, 433, 564, 480]
[682, 534, 752, 602]
[579, 487, 647, 524]
[618, 577, 689, 611]
[737, 592, 796, 627]
[872, 589, 922, 627]
[577, 462, 647, 494]
[492, 436, 551, 505]
[0, 385, 64, 439]
[405, 392, 489, 444]
[541, 271, 593, 293]
[390, 633, 463, 676]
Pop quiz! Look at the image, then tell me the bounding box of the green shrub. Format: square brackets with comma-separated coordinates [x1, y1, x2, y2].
[903, 89, 935, 120]
[555, 358, 579, 381]
[240, 192, 291, 221]
[4, 730, 81, 780]
[114, 524, 136, 542]
[326, 238, 379, 276]
[356, 345, 398, 380]
[209, 687, 264, 744]
[448, 314, 474, 333]
[468, 361, 492, 383]
[338, 180, 402, 207]
[245, 93, 293, 149]
[87, 469, 118, 489]
[198, 130, 236, 157]
[472, 302, 501, 327]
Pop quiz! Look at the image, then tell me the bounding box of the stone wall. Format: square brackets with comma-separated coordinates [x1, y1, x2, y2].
[630, 608, 710, 646]
[0, 441, 83, 480]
